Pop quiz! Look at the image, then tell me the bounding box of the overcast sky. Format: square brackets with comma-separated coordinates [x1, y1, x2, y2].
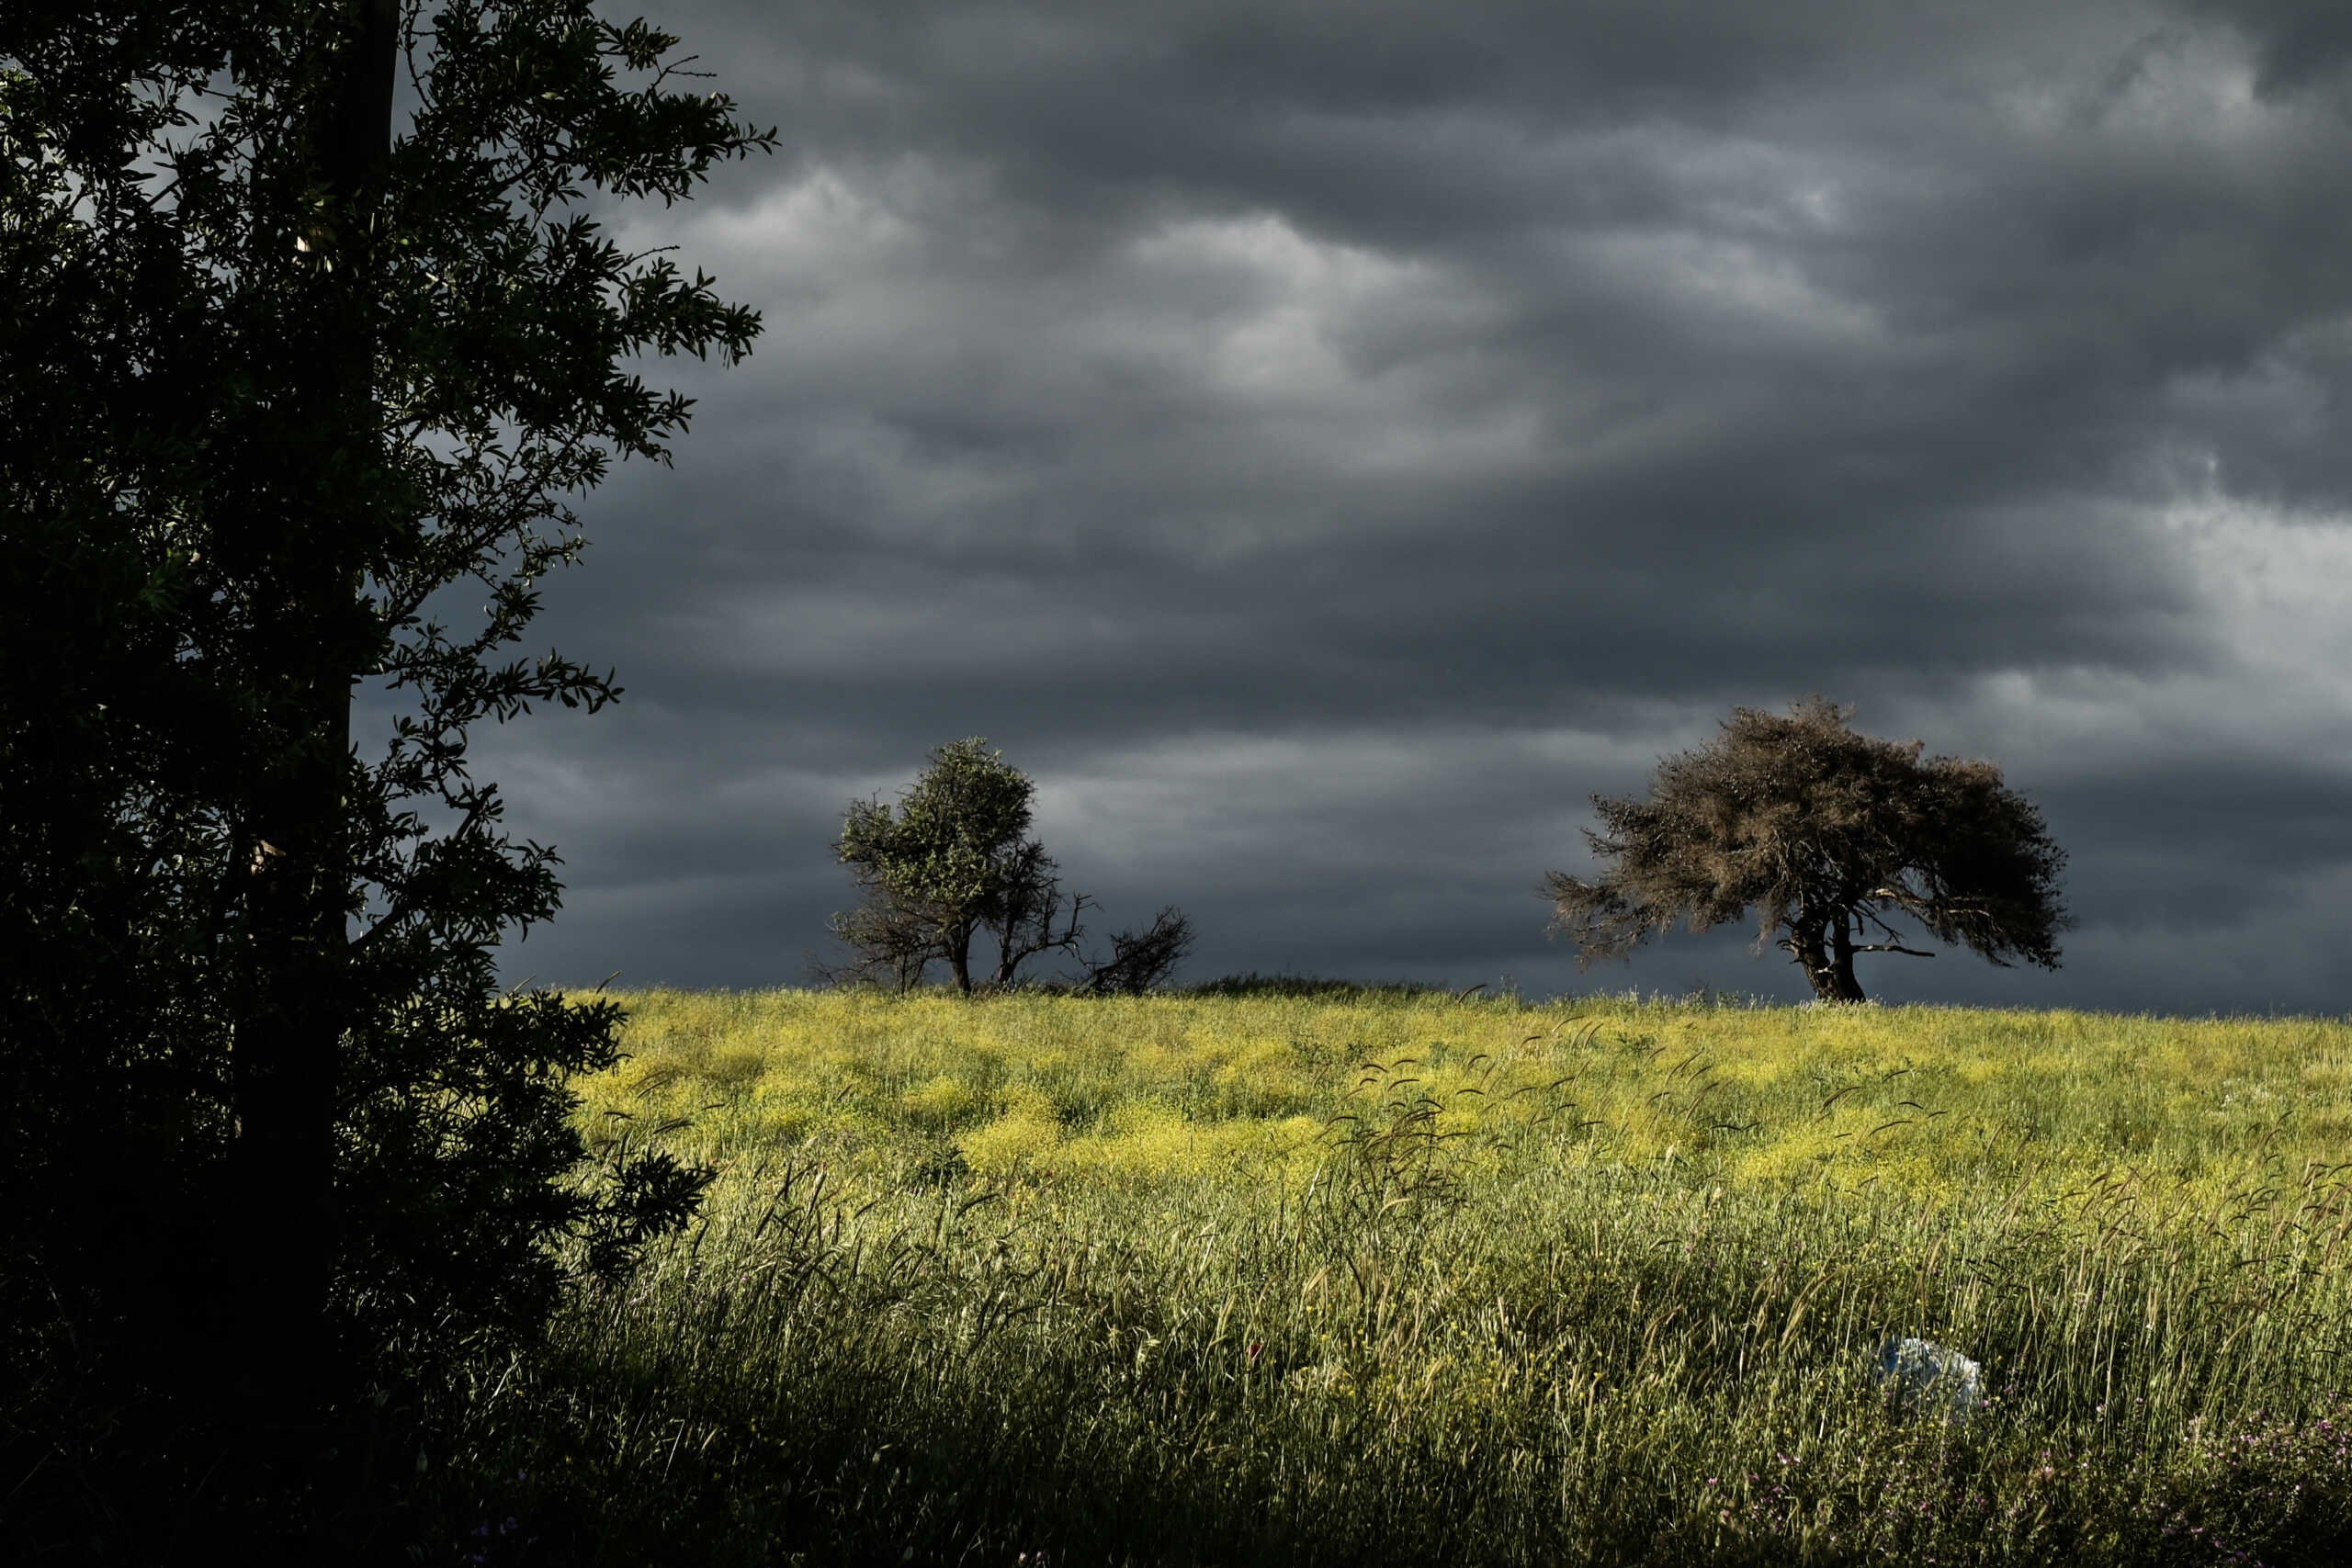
[465, 0, 2352, 1013]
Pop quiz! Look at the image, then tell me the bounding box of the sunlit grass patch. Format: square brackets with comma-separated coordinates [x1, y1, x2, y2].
[505, 988, 2352, 1564]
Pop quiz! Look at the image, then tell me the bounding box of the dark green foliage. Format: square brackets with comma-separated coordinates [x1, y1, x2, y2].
[1545, 698, 2071, 1003]
[1, 0, 767, 1550]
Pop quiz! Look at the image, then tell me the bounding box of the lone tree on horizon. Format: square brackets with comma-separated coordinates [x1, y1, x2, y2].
[1543, 698, 2070, 1003]
[827, 738, 1192, 995]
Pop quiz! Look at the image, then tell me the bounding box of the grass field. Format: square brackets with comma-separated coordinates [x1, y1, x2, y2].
[427, 987, 2352, 1565]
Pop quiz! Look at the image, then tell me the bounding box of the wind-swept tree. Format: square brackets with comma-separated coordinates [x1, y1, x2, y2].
[1, 0, 770, 1539]
[1543, 698, 2069, 1003]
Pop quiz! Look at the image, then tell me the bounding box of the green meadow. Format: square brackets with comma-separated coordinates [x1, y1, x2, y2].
[427, 987, 2352, 1564]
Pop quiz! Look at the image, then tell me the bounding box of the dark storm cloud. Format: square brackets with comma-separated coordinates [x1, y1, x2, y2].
[2184, 0, 2352, 93]
[469, 0, 2352, 1010]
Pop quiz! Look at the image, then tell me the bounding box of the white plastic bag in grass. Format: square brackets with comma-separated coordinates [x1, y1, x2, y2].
[1874, 1336, 1984, 1425]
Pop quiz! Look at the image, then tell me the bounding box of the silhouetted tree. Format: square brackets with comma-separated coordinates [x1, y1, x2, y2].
[1080, 907, 1195, 996]
[1, 0, 769, 1540]
[1544, 698, 2069, 1003]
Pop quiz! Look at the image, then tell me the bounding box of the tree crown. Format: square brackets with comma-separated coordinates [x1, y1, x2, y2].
[841, 738, 1038, 916]
[1544, 698, 2069, 1001]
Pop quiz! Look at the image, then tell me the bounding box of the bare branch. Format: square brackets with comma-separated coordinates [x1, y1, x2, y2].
[1080, 907, 1194, 996]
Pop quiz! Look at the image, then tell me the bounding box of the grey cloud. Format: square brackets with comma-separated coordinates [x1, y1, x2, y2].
[462, 1, 2352, 1012]
[2181, 0, 2352, 94]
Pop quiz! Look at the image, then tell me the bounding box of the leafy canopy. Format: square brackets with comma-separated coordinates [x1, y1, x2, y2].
[0, 0, 773, 1412]
[832, 738, 1070, 995]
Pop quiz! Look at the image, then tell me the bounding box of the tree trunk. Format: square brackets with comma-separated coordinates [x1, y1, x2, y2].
[230, 753, 347, 1425]
[1787, 915, 1868, 1003]
[1786, 919, 1830, 1000]
[223, 0, 397, 1438]
[944, 919, 975, 994]
[1827, 911, 1869, 1003]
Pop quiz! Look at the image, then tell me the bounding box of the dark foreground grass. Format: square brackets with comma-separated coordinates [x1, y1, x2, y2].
[344, 989, 2352, 1566]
